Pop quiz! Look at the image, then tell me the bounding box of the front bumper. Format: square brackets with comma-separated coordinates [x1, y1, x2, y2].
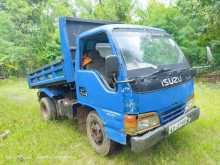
[130, 107, 200, 152]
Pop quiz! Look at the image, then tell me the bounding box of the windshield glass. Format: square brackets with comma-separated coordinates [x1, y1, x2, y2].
[113, 29, 189, 70]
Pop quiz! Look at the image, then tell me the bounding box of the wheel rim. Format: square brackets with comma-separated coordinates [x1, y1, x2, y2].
[90, 121, 103, 145]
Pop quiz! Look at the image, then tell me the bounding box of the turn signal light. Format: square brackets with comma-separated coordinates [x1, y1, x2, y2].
[124, 114, 137, 134]
[124, 112, 160, 135]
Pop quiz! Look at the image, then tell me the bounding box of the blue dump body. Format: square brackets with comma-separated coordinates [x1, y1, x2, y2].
[28, 60, 65, 87]
[27, 16, 200, 154]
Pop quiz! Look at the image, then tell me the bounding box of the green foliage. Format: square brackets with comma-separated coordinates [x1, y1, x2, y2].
[0, 0, 219, 76]
[76, 0, 135, 22]
[0, 0, 74, 76]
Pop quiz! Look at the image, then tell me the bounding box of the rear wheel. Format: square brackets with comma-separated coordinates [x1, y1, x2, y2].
[86, 111, 116, 155]
[39, 97, 56, 121]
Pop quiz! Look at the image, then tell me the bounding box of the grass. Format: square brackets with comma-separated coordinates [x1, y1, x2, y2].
[0, 79, 220, 165]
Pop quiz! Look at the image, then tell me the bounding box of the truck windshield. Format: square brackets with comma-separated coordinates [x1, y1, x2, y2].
[113, 29, 188, 70]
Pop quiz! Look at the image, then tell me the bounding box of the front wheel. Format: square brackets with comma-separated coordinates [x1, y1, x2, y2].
[86, 111, 116, 155]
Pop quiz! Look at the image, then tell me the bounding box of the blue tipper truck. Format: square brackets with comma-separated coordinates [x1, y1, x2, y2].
[28, 16, 200, 155]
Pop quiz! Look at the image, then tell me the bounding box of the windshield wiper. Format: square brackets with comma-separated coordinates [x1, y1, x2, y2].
[115, 68, 173, 84]
[134, 68, 172, 80]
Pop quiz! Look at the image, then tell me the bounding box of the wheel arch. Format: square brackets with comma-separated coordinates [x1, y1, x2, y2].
[77, 102, 103, 120]
[37, 88, 63, 100]
[77, 101, 127, 145]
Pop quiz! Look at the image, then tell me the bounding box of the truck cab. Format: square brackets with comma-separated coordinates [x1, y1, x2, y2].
[28, 17, 200, 155]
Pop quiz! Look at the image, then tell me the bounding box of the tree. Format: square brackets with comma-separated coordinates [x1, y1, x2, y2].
[0, 0, 74, 76]
[76, 0, 135, 22]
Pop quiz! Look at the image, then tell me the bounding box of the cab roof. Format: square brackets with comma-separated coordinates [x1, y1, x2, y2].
[78, 24, 167, 39]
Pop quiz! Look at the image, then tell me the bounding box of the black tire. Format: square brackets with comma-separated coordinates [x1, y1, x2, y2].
[39, 97, 57, 121]
[86, 111, 116, 155]
[77, 106, 89, 133]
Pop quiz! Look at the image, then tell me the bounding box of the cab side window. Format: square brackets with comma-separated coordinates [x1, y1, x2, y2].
[81, 32, 114, 87]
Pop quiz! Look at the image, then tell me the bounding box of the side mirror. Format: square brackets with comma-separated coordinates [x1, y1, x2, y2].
[105, 55, 119, 80]
[206, 46, 214, 64]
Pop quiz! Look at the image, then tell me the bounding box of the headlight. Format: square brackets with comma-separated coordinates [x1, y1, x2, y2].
[124, 112, 160, 135]
[185, 95, 195, 112]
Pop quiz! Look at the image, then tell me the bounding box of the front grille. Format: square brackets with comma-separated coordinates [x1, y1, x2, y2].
[160, 104, 185, 124]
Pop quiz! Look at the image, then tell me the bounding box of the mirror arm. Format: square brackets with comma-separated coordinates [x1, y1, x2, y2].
[116, 79, 136, 84]
[112, 73, 136, 84]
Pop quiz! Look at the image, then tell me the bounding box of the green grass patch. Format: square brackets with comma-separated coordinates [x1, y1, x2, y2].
[0, 79, 220, 164]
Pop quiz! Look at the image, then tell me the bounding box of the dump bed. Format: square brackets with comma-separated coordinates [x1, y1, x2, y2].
[28, 17, 112, 88]
[28, 60, 65, 88]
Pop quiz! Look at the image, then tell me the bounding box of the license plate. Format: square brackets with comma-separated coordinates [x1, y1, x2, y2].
[168, 117, 190, 135]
